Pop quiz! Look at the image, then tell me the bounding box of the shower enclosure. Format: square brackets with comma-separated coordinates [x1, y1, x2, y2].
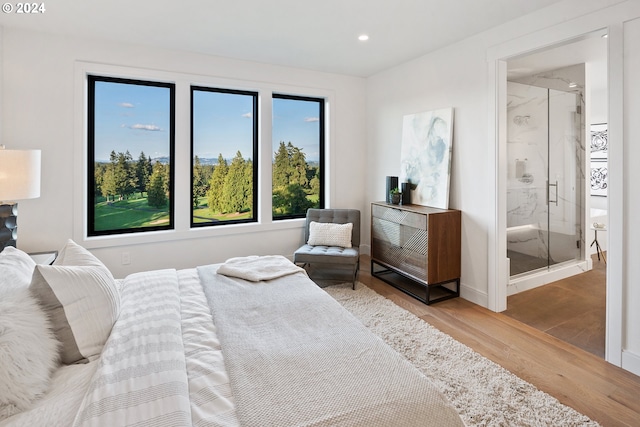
[506, 80, 585, 279]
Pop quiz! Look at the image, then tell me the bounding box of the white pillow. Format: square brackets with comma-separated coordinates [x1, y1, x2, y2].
[54, 239, 106, 268]
[0, 247, 36, 292]
[29, 240, 120, 365]
[0, 288, 59, 420]
[307, 221, 353, 248]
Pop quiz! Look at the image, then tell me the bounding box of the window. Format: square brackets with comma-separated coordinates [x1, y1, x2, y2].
[87, 76, 175, 236]
[272, 94, 325, 219]
[191, 87, 258, 227]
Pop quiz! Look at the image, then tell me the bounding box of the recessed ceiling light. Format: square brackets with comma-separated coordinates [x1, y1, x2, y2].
[358, 34, 369, 41]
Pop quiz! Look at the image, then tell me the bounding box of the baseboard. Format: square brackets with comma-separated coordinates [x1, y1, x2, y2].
[622, 349, 640, 377]
[460, 281, 488, 308]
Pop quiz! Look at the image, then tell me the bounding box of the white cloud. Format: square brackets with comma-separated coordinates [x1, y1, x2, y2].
[242, 112, 252, 118]
[119, 102, 135, 108]
[304, 117, 319, 122]
[130, 124, 162, 131]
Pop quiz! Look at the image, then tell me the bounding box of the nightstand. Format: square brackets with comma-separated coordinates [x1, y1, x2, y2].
[29, 251, 58, 265]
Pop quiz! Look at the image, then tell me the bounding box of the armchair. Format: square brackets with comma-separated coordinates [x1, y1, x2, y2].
[294, 209, 360, 289]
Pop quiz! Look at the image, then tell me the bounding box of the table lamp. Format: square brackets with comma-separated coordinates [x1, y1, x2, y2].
[0, 145, 41, 251]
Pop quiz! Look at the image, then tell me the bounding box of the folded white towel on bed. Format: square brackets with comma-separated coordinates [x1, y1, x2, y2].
[216, 255, 306, 282]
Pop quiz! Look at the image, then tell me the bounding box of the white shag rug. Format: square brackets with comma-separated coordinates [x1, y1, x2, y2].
[325, 283, 600, 427]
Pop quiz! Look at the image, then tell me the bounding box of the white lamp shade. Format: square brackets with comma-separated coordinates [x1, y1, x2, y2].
[0, 149, 41, 201]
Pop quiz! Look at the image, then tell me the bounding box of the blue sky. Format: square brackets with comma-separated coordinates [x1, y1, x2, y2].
[94, 81, 171, 162]
[94, 80, 321, 163]
[272, 97, 321, 162]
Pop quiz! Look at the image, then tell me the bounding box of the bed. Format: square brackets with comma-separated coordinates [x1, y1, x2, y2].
[0, 241, 464, 427]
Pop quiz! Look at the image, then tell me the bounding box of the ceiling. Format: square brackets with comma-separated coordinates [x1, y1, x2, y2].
[0, 0, 566, 77]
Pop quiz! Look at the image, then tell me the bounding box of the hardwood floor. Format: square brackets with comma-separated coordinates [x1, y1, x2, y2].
[504, 253, 607, 358]
[356, 256, 640, 427]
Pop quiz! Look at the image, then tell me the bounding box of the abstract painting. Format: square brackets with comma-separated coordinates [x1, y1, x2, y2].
[590, 160, 608, 197]
[590, 123, 607, 160]
[400, 108, 454, 209]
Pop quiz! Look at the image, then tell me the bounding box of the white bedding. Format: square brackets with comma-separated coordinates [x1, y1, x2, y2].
[0, 363, 97, 427]
[3, 263, 463, 427]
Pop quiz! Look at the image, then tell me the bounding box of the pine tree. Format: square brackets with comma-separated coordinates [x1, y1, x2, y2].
[290, 144, 308, 187]
[147, 161, 167, 208]
[136, 151, 152, 196]
[273, 141, 291, 188]
[113, 151, 135, 200]
[192, 156, 209, 209]
[207, 154, 228, 213]
[222, 151, 247, 213]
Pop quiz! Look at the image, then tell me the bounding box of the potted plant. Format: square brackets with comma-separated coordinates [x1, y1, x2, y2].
[389, 187, 401, 204]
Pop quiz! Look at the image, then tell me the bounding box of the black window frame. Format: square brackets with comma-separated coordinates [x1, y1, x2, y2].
[271, 93, 326, 220]
[87, 75, 176, 237]
[190, 86, 259, 228]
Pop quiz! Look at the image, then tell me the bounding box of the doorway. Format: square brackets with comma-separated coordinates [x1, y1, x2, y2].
[500, 31, 608, 356]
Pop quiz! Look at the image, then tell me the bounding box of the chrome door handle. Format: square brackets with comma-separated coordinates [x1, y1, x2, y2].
[547, 180, 558, 206]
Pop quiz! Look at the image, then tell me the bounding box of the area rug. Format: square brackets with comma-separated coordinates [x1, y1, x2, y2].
[325, 283, 600, 427]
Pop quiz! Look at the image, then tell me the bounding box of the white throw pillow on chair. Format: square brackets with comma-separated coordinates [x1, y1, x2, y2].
[307, 222, 353, 248]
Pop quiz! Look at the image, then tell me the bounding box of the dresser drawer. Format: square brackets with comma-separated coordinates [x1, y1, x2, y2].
[371, 204, 427, 229]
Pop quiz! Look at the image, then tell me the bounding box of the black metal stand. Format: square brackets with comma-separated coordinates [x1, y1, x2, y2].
[590, 229, 607, 264]
[371, 260, 460, 305]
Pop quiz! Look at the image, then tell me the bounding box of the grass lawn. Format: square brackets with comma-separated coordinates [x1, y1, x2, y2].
[94, 197, 170, 231]
[192, 198, 252, 223]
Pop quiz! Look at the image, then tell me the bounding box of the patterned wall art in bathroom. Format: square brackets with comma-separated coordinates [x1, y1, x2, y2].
[590, 123, 607, 160]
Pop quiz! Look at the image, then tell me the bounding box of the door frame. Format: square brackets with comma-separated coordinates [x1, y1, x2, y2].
[486, 22, 623, 366]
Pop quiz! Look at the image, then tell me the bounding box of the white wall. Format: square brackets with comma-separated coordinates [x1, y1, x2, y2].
[0, 28, 367, 277]
[622, 15, 640, 376]
[366, 0, 640, 375]
[366, 34, 490, 305]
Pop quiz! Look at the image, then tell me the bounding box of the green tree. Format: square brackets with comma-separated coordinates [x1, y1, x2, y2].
[273, 141, 291, 188]
[273, 184, 314, 215]
[94, 162, 106, 199]
[147, 161, 167, 208]
[101, 165, 117, 202]
[272, 141, 315, 215]
[290, 144, 308, 187]
[135, 151, 152, 196]
[192, 156, 209, 209]
[100, 151, 119, 202]
[242, 159, 254, 212]
[207, 154, 228, 213]
[113, 151, 136, 200]
[222, 151, 248, 213]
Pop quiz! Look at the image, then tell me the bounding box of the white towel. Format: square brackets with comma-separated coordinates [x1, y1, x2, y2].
[216, 255, 306, 282]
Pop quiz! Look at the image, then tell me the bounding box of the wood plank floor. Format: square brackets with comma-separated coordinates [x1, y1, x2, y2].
[354, 256, 640, 427]
[504, 253, 607, 358]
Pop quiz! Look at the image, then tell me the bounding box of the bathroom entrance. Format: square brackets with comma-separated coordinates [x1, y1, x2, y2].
[506, 67, 585, 279]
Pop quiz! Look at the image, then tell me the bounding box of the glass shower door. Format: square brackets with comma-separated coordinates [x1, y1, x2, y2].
[506, 82, 583, 277]
[547, 88, 582, 267]
[506, 82, 551, 276]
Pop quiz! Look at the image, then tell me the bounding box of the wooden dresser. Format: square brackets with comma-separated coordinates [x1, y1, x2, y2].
[370, 202, 461, 304]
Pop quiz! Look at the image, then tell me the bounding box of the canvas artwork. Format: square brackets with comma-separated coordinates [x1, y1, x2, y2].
[590, 160, 608, 197]
[590, 123, 608, 160]
[400, 108, 454, 209]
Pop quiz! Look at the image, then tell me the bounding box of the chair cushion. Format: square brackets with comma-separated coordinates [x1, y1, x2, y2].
[294, 244, 359, 265]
